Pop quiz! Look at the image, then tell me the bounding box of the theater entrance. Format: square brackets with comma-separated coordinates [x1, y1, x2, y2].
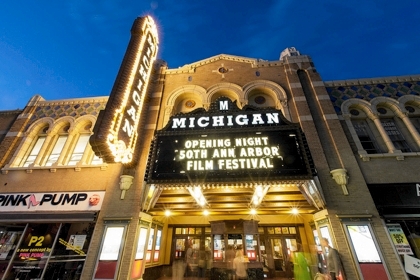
[169, 221, 302, 280]
[260, 235, 299, 278]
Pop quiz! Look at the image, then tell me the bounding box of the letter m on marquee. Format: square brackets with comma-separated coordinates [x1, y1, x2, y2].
[219, 100, 229, 111]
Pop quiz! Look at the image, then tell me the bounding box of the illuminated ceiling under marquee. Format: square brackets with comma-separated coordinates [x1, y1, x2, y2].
[144, 97, 324, 215]
[90, 16, 159, 165]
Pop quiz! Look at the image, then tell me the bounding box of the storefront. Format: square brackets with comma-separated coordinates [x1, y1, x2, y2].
[0, 191, 104, 280]
[369, 183, 420, 280]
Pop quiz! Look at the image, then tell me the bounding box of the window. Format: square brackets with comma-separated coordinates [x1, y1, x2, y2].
[352, 120, 380, 154]
[9, 117, 103, 169]
[380, 119, 411, 152]
[343, 98, 420, 158]
[145, 224, 163, 264]
[3, 222, 95, 280]
[23, 136, 46, 167]
[68, 134, 90, 165]
[45, 135, 68, 166]
[411, 117, 420, 133]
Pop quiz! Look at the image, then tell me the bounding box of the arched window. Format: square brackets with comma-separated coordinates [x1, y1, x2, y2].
[7, 116, 103, 169]
[343, 97, 420, 160]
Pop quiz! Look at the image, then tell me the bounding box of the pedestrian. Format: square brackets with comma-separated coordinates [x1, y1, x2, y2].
[320, 238, 344, 280]
[233, 249, 248, 280]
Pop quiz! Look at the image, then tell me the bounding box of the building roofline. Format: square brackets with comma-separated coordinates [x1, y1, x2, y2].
[324, 74, 420, 87]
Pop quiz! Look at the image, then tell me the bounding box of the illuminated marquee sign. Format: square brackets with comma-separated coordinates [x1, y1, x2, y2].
[90, 16, 159, 165]
[146, 98, 315, 184]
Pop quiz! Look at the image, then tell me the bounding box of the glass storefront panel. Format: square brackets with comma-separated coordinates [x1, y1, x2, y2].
[7, 223, 61, 279]
[3, 222, 94, 280]
[386, 221, 420, 280]
[0, 224, 25, 279]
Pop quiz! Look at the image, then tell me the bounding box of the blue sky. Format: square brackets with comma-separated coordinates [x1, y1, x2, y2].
[0, 1, 419, 110]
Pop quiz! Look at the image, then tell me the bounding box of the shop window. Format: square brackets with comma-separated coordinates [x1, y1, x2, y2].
[2, 222, 95, 280]
[380, 118, 411, 152]
[0, 224, 25, 279]
[386, 221, 420, 279]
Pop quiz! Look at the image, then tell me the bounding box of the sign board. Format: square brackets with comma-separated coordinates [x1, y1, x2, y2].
[387, 224, 413, 255]
[405, 254, 420, 277]
[146, 97, 315, 184]
[90, 16, 159, 165]
[0, 191, 105, 212]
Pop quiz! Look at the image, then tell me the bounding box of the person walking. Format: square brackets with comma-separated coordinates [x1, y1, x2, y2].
[320, 238, 343, 280]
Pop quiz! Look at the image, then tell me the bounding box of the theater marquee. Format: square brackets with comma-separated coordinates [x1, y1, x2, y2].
[146, 98, 315, 184]
[90, 16, 159, 165]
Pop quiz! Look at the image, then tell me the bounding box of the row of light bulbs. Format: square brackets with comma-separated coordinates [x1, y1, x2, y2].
[164, 207, 300, 217]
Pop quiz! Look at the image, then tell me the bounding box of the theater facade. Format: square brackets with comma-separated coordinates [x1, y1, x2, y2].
[0, 16, 419, 280]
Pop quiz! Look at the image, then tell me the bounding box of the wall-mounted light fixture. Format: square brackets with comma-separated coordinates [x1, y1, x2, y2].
[330, 168, 349, 195]
[187, 186, 207, 207]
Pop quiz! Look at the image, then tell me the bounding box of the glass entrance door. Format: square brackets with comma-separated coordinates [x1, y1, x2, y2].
[260, 236, 297, 278]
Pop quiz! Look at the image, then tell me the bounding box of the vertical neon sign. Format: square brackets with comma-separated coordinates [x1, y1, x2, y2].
[91, 16, 159, 165]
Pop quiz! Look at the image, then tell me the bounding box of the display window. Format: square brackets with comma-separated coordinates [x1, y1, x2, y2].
[245, 234, 258, 261]
[213, 234, 224, 261]
[343, 222, 390, 280]
[94, 225, 127, 280]
[1, 222, 94, 280]
[144, 224, 162, 264]
[386, 220, 420, 280]
[0, 224, 25, 279]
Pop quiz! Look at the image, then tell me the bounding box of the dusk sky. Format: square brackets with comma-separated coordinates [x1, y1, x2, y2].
[1, 1, 419, 110]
